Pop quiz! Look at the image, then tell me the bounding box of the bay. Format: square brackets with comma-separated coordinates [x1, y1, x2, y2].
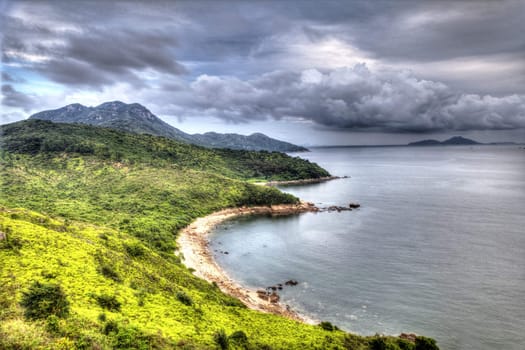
[211, 145, 525, 350]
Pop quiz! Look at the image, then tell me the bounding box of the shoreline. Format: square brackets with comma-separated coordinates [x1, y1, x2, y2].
[255, 175, 344, 187]
[176, 201, 319, 323]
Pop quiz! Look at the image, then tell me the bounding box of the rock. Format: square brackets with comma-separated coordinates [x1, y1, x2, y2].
[285, 280, 299, 286]
[349, 203, 361, 209]
[224, 251, 229, 255]
[325, 205, 352, 212]
[269, 292, 280, 303]
[257, 290, 269, 300]
[399, 333, 417, 342]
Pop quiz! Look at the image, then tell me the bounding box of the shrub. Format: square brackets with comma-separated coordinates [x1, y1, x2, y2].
[176, 291, 193, 306]
[98, 263, 121, 282]
[20, 281, 70, 320]
[213, 329, 229, 350]
[94, 294, 121, 312]
[415, 336, 439, 350]
[103, 320, 119, 335]
[124, 242, 145, 257]
[370, 337, 387, 350]
[0, 230, 22, 251]
[222, 297, 245, 308]
[229, 330, 248, 347]
[398, 339, 416, 350]
[319, 321, 335, 331]
[46, 315, 61, 334]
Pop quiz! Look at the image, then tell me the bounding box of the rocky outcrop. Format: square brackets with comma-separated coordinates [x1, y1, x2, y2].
[399, 333, 417, 342]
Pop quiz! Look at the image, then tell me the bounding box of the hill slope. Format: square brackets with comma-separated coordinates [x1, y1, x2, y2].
[192, 132, 307, 152]
[0, 120, 438, 349]
[29, 101, 307, 152]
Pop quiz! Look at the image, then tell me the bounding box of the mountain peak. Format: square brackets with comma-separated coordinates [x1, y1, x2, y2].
[96, 101, 128, 109]
[28, 101, 308, 152]
[249, 132, 268, 138]
[442, 136, 480, 145]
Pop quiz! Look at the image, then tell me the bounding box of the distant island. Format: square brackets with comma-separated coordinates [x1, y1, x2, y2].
[408, 136, 481, 146]
[29, 101, 308, 152]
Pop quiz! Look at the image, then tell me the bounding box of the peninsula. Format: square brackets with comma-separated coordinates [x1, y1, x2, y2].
[0, 119, 438, 349]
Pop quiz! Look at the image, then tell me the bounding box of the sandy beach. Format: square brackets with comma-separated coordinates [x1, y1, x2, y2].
[176, 202, 319, 323]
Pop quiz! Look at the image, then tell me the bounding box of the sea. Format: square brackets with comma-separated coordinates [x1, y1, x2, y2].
[210, 145, 525, 350]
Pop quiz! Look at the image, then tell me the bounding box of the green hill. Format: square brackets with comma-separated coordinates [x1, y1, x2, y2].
[0, 120, 438, 349]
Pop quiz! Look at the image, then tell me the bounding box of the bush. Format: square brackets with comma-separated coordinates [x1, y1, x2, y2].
[124, 242, 146, 257]
[319, 321, 335, 331]
[176, 291, 193, 306]
[214, 329, 229, 350]
[370, 337, 387, 350]
[20, 281, 70, 320]
[94, 294, 121, 312]
[416, 336, 439, 350]
[103, 320, 119, 335]
[98, 263, 121, 282]
[46, 315, 61, 334]
[229, 330, 248, 347]
[398, 339, 416, 350]
[0, 230, 22, 251]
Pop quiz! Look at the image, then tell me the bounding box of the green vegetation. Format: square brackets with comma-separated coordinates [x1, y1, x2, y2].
[94, 294, 122, 312]
[2, 119, 329, 181]
[20, 281, 70, 320]
[0, 120, 438, 349]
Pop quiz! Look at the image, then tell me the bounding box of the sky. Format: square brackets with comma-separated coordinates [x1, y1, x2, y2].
[1, 0, 525, 145]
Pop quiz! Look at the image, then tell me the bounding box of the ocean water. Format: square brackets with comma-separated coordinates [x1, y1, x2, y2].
[210, 146, 525, 350]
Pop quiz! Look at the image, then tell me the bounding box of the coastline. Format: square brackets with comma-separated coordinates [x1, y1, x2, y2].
[176, 201, 319, 323]
[255, 175, 343, 187]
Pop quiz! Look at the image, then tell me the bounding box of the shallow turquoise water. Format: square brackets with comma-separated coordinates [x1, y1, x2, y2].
[211, 145, 525, 350]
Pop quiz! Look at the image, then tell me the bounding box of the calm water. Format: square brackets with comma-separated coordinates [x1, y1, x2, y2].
[211, 146, 525, 350]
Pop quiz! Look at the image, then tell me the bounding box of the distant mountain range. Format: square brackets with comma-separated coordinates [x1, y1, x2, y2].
[29, 101, 307, 152]
[408, 136, 482, 146]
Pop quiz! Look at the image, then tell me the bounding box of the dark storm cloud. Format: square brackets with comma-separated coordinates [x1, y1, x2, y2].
[34, 28, 186, 88]
[182, 65, 525, 132]
[2, 3, 185, 88]
[285, 0, 525, 62]
[2, 0, 525, 135]
[2, 84, 36, 111]
[4, 0, 524, 88]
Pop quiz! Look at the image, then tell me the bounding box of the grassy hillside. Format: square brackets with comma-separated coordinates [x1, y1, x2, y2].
[2, 120, 328, 181]
[0, 120, 438, 349]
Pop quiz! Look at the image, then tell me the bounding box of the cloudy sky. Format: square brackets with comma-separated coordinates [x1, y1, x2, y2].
[1, 0, 525, 145]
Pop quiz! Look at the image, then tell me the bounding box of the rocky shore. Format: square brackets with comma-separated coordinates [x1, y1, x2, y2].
[176, 202, 319, 323]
